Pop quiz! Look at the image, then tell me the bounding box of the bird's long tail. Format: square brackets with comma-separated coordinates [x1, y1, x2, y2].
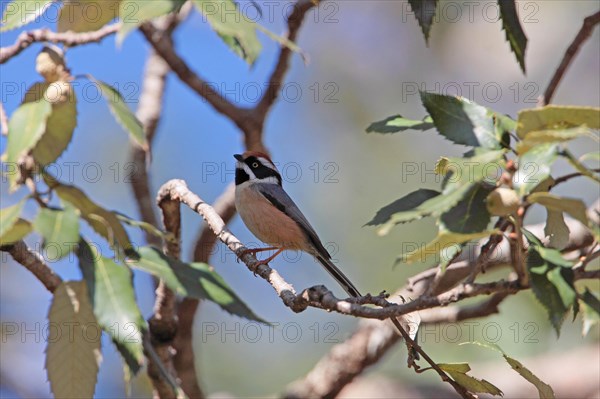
[316, 255, 361, 298]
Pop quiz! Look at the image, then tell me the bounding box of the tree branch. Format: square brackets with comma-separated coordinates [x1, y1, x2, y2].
[0, 23, 120, 64]
[0, 101, 8, 136]
[254, 0, 316, 120]
[172, 183, 236, 399]
[1, 240, 62, 293]
[542, 11, 600, 105]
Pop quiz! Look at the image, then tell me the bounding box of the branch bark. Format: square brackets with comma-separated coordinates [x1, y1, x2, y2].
[542, 11, 600, 104]
[0, 23, 120, 64]
[1, 240, 62, 293]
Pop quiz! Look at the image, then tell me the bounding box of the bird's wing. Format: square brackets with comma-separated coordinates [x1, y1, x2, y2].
[254, 183, 331, 258]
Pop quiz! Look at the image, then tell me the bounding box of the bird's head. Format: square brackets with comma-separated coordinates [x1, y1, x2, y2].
[234, 151, 282, 186]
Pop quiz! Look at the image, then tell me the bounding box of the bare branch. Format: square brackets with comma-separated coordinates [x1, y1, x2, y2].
[0, 23, 120, 64]
[0, 101, 8, 136]
[542, 11, 600, 104]
[139, 24, 247, 131]
[172, 183, 236, 399]
[254, 0, 316, 120]
[1, 241, 62, 293]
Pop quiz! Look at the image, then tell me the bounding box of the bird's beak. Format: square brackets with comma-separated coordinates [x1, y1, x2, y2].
[233, 154, 244, 162]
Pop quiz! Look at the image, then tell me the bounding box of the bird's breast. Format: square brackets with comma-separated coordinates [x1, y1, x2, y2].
[235, 184, 307, 251]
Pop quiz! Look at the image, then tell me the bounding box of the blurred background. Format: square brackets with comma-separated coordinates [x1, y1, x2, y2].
[1, 0, 599, 397]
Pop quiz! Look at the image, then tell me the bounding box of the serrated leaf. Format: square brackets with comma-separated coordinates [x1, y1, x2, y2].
[516, 126, 592, 154]
[58, 0, 119, 33]
[33, 205, 80, 260]
[514, 143, 557, 197]
[44, 175, 133, 255]
[562, 148, 600, 183]
[522, 228, 574, 268]
[420, 91, 500, 149]
[5, 95, 52, 190]
[255, 23, 304, 58]
[0, 218, 33, 246]
[408, 0, 438, 43]
[544, 209, 569, 250]
[86, 77, 147, 152]
[461, 342, 555, 398]
[192, 0, 261, 64]
[1, 0, 53, 32]
[398, 230, 495, 265]
[78, 240, 146, 375]
[377, 150, 504, 235]
[116, 213, 174, 243]
[46, 281, 102, 399]
[366, 189, 440, 227]
[525, 234, 577, 335]
[440, 183, 493, 233]
[23, 82, 78, 166]
[366, 115, 434, 134]
[527, 192, 589, 226]
[498, 0, 527, 73]
[517, 106, 600, 138]
[127, 246, 265, 322]
[438, 363, 502, 396]
[0, 199, 27, 238]
[118, 0, 185, 44]
[580, 289, 600, 336]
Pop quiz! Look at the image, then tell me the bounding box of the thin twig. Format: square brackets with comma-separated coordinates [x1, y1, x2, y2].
[1, 241, 62, 293]
[0, 23, 120, 64]
[542, 11, 600, 104]
[0, 101, 8, 136]
[254, 0, 316, 120]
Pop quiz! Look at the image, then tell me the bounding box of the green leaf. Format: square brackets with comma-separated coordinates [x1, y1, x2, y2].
[5, 95, 52, 190]
[33, 205, 80, 260]
[1, 0, 53, 32]
[580, 289, 600, 336]
[527, 192, 589, 226]
[366, 115, 434, 134]
[366, 189, 440, 226]
[525, 233, 577, 335]
[517, 126, 592, 154]
[0, 218, 33, 246]
[498, 0, 527, 73]
[420, 91, 500, 149]
[127, 246, 266, 322]
[517, 106, 600, 139]
[408, 0, 438, 43]
[377, 150, 505, 235]
[438, 363, 502, 396]
[58, 0, 119, 33]
[86, 77, 147, 152]
[116, 213, 174, 243]
[192, 0, 262, 65]
[544, 209, 569, 250]
[44, 174, 134, 255]
[0, 199, 27, 238]
[118, 0, 185, 45]
[78, 240, 146, 375]
[46, 281, 101, 399]
[461, 342, 555, 398]
[398, 230, 495, 265]
[522, 228, 574, 268]
[561, 149, 600, 183]
[440, 183, 493, 233]
[254, 23, 304, 58]
[25, 82, 78, 166]
[580, 151, 600, 163]
[514, 143, 558, 197]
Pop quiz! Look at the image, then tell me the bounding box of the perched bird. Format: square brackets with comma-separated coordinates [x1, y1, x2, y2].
[234, 151, 361, 297]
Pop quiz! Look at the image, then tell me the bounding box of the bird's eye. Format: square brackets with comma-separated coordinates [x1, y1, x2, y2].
[252, 162, 259, 168]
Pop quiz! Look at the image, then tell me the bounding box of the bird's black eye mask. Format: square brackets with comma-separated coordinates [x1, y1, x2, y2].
[241, 156, 282, 185]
